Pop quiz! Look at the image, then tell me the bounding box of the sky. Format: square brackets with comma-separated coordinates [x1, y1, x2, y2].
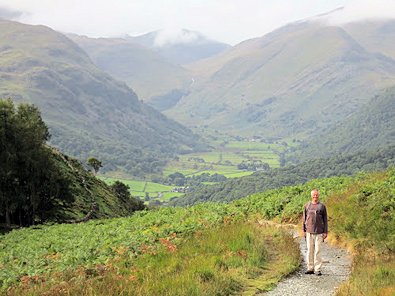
[0, 0, 394, 45]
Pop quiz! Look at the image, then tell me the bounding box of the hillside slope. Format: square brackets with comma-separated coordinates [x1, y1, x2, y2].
[343, 19, 395, 60]
[166, 21, 395, 138]
[50, 148, 141, 221]
[69, 34, 192, 103]
[0, 20, 206, 176]
[293, 86, 395, 161]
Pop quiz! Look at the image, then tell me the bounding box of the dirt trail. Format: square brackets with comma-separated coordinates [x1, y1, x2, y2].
[261, 228, 352, 296]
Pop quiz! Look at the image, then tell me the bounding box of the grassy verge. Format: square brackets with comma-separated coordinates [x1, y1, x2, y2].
[325, 170, 395, 296]
[7, 223, 299, 296]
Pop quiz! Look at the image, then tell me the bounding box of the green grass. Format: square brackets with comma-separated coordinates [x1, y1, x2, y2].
[163, 139, 282, 178]
[326, 169, 395, 296]
[2, 169, 393, 295]
[99, 176, 146, 191]
[98, 176, 180, 201]
[0, 173, 352, 292]
[163, 162, 248, 178]
[6, 223, 299, 296]
[145, 182, 175, 192]
[225, 141, 274, 150]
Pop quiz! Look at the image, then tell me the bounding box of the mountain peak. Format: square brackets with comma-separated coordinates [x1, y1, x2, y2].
[154, 29, 202, 47]
[129, 28, 216, 48]
[127, 29, 231, 65]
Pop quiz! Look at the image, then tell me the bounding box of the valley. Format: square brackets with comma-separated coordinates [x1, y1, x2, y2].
[0, 5, 394, 296]
[99, 137, 289, 205]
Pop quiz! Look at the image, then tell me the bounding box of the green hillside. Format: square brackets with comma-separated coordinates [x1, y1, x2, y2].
[1, 168, 393, 295]
[0, 144, 143, 227]
[0, 20, 206, 176]
[49, 148, 143, 221]
[170, 146, 395, 206]
[69, 34, 192, 103]
[292, 86, 395, 161]
[166, 21, 395, 139]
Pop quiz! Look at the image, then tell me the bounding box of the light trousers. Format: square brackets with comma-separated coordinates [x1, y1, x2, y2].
[306, 232, 323, 272]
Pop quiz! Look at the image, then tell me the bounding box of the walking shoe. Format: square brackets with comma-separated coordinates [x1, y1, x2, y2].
[304, 270, 314, 274]
[316, 271, 322, 276]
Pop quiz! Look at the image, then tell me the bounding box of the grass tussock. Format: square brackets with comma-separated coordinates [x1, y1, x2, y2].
[7, 222, 299, 296]
[326, 169, 395, 296]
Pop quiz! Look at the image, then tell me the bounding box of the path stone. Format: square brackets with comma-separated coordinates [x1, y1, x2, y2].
[261, 231, 352, 296]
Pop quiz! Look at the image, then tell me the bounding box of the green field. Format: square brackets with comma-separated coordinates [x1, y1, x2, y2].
[100, 139, 286, 203]
[163, 139, 283, 177]
[98, 177, 184, 202]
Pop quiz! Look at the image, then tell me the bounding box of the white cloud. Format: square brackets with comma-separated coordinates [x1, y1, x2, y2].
[0, 0, 393, 45]
[324, 0, 395, 24]
[153, 28, 200, 47]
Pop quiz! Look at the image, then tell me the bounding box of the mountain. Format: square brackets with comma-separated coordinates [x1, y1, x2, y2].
[69, 30, 230, 109]
[129, 29, 231, 65]
[0, 20, 206, 176]
[68, 34, 192, 104]
[291, 85, 395, 161]
[343, 19, 395, 60]
[164, 20, 395, 139]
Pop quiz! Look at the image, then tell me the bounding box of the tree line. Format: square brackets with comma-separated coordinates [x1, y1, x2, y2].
[0, 99, 145, 227]
[0, 99, 74, 226]
[169, 146, 395, 206]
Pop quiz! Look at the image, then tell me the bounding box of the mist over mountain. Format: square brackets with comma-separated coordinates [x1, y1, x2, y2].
[70, 30, 230, 110]
[164, 19, 395, 140]
[0, 6, 23, 20]
[342, 19, 395, 60]
[68, 34, 191, 103]
[129, 29, 231, 65]
[0, 20, 206, 176]
[1, 14, 394, 178]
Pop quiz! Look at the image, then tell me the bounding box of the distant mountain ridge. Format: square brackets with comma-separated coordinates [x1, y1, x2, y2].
[343, 19, 395, 60]
[0, 20, 206, 176]
[164, 19, 395, 139]
[68, 34, 192, 102]
[69, 30, 230, 107]
[129, 29, 231, 65]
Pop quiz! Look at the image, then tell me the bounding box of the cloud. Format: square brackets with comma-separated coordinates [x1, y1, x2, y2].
[0, 0, 393, 45]
[154, 28, 200, 47]
[0, 5, 24, 20]
[312, 0, 395, 25]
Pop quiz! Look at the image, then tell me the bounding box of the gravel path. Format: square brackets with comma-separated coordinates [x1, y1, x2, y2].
[261, 230, 352, 296]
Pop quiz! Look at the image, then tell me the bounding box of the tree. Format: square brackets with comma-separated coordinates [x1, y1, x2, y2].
[111, 181, 131, 203]
[0, 99, 73, 226]
[110, 181, 145, 212]
[168, 172, 186, 185]
[87, 157, 102, 175]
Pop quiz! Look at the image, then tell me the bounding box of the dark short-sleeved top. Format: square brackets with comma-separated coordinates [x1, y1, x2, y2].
[303, 202, 328, 234]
